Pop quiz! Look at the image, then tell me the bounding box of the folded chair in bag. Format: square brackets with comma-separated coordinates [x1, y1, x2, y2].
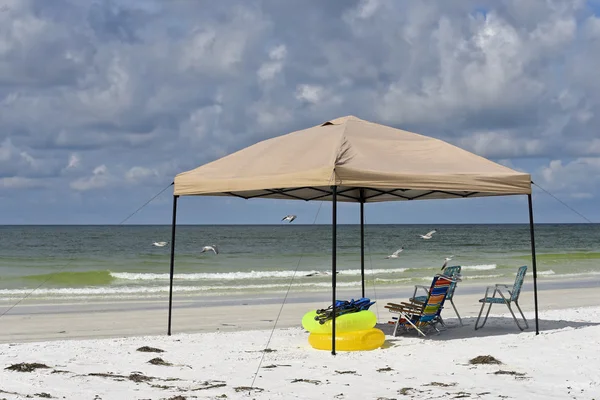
[474, 265, 528, 331]
[385, 275, 452, 337]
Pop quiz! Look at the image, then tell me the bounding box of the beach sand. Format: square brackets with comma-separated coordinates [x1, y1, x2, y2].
[1, 284, 599, 399]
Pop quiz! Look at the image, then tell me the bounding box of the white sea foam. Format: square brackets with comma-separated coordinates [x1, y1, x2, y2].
[542, 271, 600, 279]
[110, 268, 408, 281]
[462, 274, 504, 280]
[0, 281, 363, 298]
[461, 264, 497, 271]
[534, 270, 555, 276]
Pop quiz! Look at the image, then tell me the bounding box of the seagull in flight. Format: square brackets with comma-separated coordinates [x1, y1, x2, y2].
[305, 271, 340, 277]
[152, 242, 168, 247]
[441, 256, 454, 271]
[385, 247, 404, 259]
[419, 229, 437, 240]
[201, 245, 219, 255]
[282, 214, 297, 223]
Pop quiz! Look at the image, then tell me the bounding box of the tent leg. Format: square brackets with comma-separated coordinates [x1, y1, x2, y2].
[527, 194, 539, 335]
[360, 189, 365, 298]
[168, 195, 179, 336]
[331, 185, 337, 356]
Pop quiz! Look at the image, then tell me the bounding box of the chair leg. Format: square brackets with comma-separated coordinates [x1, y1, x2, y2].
[402, 315, 427, 337]
[510, 301, 529, 331]
[475, 301, 493, 330]
[437, 316, 447, 330]
[450, 299, 463, 326]
[392, 316, 400, 337]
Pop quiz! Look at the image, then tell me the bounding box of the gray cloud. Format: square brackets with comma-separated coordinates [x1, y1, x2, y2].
[1, 0, 599, 222]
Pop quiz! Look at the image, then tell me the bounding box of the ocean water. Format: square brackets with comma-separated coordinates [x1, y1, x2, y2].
[0, 224, 599, 303]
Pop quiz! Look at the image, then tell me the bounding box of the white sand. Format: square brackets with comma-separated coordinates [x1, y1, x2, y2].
[1, 287, 600, 399]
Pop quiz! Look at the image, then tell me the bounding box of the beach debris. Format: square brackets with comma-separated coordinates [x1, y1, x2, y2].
[129, 373, 153, 383]
[493, 370, 527, 379]
[151, 384, 175, 390]
[291, 378, 321, 385]
[334, 370, 357, 375]
[5, 363, 50, 372]
[398, 387, 414, 395]
[425, 382, 457, 387]
[165, 396, 186, 400]
[0, 388, 20, 396]
[453, 392, 471, 398]
[148, 358, 172, 366]
[233, 386, 264, 393]
[137, 346, 165, 353]
[469, 355, 502, 365]
[190, 381, 227, 391]
[86, 372, 154, 383]
[262, 364, 292, 369]
[215, 395, 228, 398]
[34, 393, 52, 398]
[376, 366, 394, 372]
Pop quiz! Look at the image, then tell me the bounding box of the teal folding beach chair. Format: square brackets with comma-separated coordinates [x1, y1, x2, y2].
[411, 265, 463, 326]
[475, 265, 528, 331]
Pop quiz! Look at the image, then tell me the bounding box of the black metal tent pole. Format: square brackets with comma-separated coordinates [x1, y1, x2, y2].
[331, 185, 337, 355]
[359, 189, 365, 298]
[527, 193, 540, 335]
[167, 195, 179, 336]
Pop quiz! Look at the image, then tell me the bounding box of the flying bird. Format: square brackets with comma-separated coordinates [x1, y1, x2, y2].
[385, 247, 404, 259]
[152, 242, 168, 247]
[305, 271, 340, 277]
[201, 245, 219, 255]
[282, 215, 297, 223]
[441, 256, 454, 271]
[419, 229, 437, 240]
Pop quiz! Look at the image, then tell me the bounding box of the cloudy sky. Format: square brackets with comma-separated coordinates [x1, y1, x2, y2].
[1, 0, 599, 225]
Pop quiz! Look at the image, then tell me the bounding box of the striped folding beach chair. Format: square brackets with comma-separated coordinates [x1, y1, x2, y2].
[385, 275, 452, 337]
[411, 265, 463, 326]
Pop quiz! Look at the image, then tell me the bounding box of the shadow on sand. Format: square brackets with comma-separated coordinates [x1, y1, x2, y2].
[376, 315, 600, 342]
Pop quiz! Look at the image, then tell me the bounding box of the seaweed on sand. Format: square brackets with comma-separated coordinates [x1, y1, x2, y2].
[148, 358, 172, 366]
[5, 363, 50, 372]
[137, 346, 165, 353]
[469, 355, 502, 365]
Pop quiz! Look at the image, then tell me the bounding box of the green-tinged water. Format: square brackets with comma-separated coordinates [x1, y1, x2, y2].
[0, 224, 599, 302]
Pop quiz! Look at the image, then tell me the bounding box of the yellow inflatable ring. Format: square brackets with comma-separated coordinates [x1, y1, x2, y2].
[302, 310, 377, 334]
[308, 328, 385, 351]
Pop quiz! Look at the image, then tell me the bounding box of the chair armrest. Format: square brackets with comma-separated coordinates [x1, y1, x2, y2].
[412, 284, 429, 299]
[495, 284, 510, 288]
[482, 286, 510, 301]
[385, 301, 424, 314]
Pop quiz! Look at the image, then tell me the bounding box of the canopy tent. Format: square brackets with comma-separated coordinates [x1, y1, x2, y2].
[168, 116, 539, 353]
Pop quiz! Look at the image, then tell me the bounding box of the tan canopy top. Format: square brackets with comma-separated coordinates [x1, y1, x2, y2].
[174, 116, 531, 203]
